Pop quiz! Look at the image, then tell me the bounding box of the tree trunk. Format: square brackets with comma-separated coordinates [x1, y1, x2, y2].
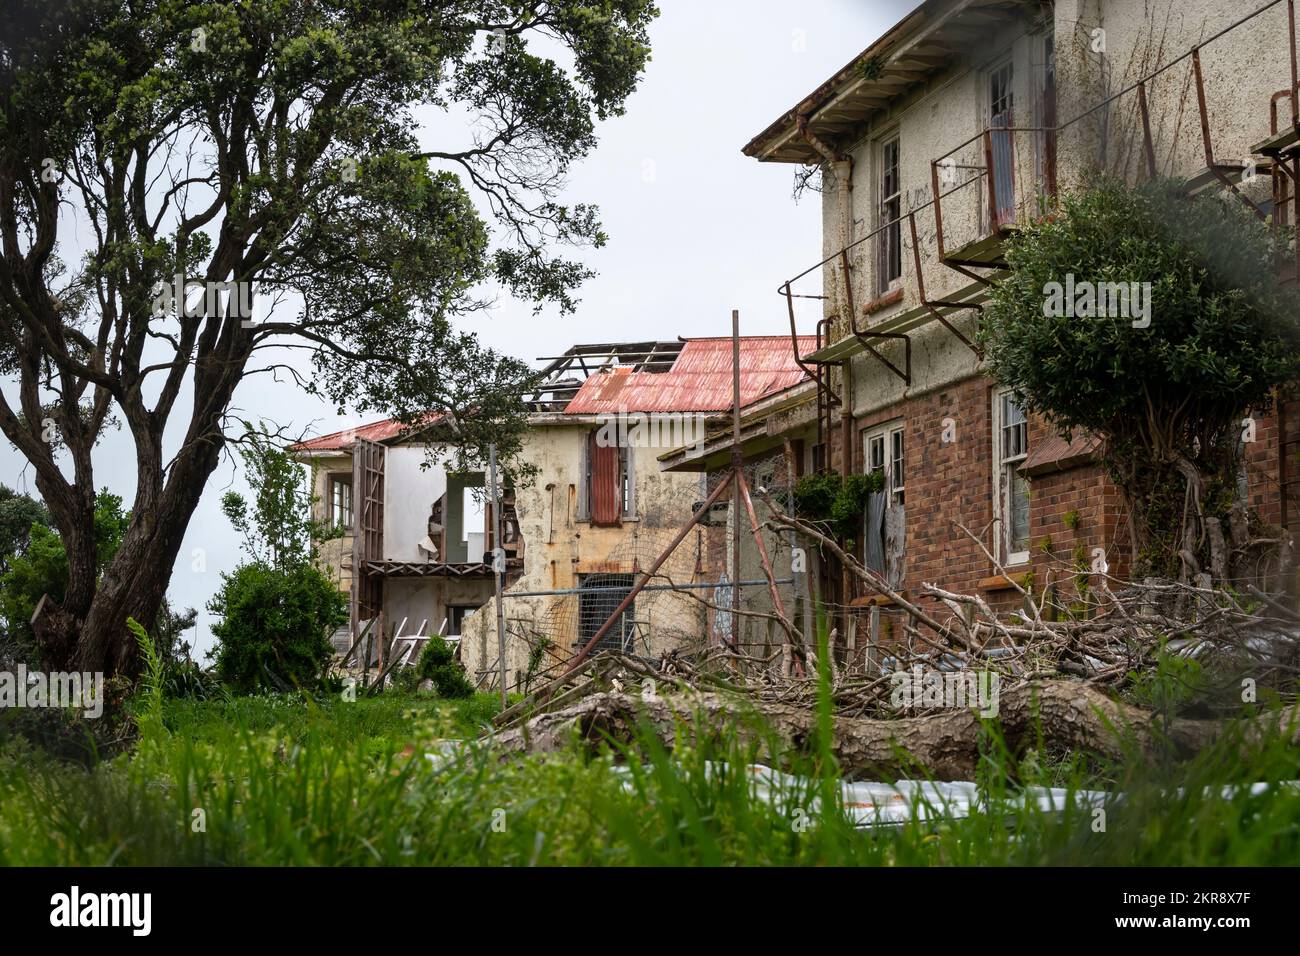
[493, 683, 1300, 781]
[73, 439, 222, 676]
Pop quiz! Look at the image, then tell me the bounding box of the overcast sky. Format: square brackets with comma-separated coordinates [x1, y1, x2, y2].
[1, 1, 916, 657]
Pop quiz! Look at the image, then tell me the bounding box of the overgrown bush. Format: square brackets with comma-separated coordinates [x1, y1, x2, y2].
[209, 562, 346, 693]
[793, 471, 884, 539]
[210, 426, 346, 694]
[980, 173, 1300, 578]
[414, 636, 474, 699]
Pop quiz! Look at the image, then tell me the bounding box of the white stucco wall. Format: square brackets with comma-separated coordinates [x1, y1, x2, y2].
[808, 0, 1292, 421]
[383, 444, 449, 562]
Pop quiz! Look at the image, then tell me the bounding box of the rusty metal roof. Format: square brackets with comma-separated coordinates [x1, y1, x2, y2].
[289, 336, 814, 453]
[563, 336, 815, 415]
[289, 416, 417, 453]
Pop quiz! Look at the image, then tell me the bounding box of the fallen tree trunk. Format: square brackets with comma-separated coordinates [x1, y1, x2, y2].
[491, 681, 1300, 780]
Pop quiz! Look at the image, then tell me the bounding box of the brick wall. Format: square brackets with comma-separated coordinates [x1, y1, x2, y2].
[850, 373, 1120, 632]
[700, 376, 1294, 665]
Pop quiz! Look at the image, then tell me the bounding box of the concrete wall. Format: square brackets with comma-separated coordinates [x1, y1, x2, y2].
[460, 420, 710, 691]
[1056, 0, 1289, 197]
[381, 576, 495, 640]
[383, 445, 448, 562]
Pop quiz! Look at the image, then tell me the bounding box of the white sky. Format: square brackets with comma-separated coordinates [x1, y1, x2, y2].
[1, 1, 916, 657]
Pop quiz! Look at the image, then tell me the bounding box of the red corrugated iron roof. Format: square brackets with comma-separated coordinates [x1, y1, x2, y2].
[289, 336, 815, 452]
[563, 336, 815, 415]
[289, 417, 413, 453]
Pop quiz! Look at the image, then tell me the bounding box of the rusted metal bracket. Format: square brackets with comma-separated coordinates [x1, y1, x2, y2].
[928, 159, 999, 284]
[909, 213, 982, 358]
[783, 281, 841, 455]
[841, 248, 910, 384]
[1192, 47, 1270, 223]
[1137, 81, 1158, 179]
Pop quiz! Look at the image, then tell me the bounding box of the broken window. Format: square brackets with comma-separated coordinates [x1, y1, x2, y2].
[328, 473, 353, 530]
[995, 391, 1030, 564]
[878, 136, 902, 292]
[864, 422, 905, 585]
[988, 59, 1016, 227]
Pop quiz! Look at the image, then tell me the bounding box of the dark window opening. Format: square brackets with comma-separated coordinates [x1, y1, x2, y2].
[577, 573, 637, 654]
[878, 137, 902, 291]
[445, 604, 482, 640]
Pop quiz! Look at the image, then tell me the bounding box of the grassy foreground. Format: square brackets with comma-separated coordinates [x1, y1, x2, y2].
[1, 685, 1299, 866]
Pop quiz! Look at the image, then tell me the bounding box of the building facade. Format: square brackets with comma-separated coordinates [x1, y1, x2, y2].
[718, 0, 1298, 658]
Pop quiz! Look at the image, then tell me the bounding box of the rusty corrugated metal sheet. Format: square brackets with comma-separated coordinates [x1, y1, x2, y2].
[563, 336, 816, 415]
[590, 438, 621, 525]
[289, 417, 415, 453]
[1020, 432, 1102, 476]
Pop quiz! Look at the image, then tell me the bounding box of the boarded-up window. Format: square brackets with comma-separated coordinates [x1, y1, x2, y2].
[588, 431, 623, 526]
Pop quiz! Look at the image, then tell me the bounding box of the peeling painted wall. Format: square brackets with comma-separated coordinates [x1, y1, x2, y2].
[306, 452, 354, 596]
[460, 421, 710, 690]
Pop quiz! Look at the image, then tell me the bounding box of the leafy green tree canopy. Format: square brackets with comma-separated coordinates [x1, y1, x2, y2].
[979, 174, 1300, 575]
[0, 0, 658, 673]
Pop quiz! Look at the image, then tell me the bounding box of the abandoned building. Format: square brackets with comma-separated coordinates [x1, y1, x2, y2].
[457, 336, 812, 688]
[295, 0, 1300, 686]
[289, 419, 522, 666]
[293, 336, 812, 683]
[662, 0, 1300, 661]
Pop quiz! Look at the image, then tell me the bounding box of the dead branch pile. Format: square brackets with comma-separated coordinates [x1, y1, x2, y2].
[488, 512, 1300, 778]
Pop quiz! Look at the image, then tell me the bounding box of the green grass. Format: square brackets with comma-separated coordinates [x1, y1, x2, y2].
[0, 686, 1298, 865]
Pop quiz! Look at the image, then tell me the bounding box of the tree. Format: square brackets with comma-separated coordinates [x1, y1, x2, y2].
[221, 423, 334, 570]
[0, 489, 154, 660]
[414, 634, 474, 698]
[209, 426, 346, 692]
[0, 484, 50, 576]
[209, 561, 346, 693]
[0, 0, 657, 675]
[979, 174, 1300, 579]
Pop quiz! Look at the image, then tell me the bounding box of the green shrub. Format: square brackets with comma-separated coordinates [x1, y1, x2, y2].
[209, 561, 346, 694]
[793, 471, 884, 540]
[979, 173, 1300, 576]
[415, 636, 474, 699]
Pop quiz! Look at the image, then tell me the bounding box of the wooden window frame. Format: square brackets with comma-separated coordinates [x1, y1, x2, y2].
[877, 135, 903, 293]
[327, 472, 353, 531]
[993, 390, 1030, 566]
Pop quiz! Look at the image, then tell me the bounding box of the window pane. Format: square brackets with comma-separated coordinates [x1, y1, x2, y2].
[1009, 465, 1030, 553]
[869, 435, 885, 472]
[890, 428, 905, 502]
